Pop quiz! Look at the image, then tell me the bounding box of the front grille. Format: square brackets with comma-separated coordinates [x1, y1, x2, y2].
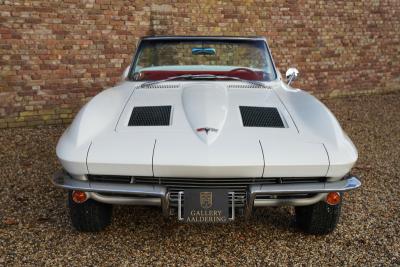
[135, 177, 272, 207]
[240, 106, 284, 128]
[134, 177, 322, 207]
[88, 175, 324, 207]
[128, 106, 172, 126]
[134, 177, 277, 187]
[88, 175, 132, 184]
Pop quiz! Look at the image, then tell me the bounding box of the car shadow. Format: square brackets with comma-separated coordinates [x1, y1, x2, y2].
[111, 205, 296, 233]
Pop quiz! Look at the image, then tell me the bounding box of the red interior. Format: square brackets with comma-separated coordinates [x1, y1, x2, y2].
[137, 69, 268, 81]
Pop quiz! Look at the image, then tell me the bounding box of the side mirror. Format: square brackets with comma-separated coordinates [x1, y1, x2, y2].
[285, 68, 299, 85]
[121, 66, 130, 81]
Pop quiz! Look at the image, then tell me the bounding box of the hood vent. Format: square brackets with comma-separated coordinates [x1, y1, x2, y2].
[128, 106, 172, 126]
[228, 84, 268, 89]
[141, 84, 180, 89]
[240, 106, 284, 128]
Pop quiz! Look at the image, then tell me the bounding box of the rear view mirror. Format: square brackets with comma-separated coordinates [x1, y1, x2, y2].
[285, 68, 299, 85]
[192, 47, 216, 55]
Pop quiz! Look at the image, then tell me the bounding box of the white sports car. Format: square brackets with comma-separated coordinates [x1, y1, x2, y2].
[53, 36, 361, 234]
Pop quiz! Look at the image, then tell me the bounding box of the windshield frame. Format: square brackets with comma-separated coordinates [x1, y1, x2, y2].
[127, 36, 278, 82]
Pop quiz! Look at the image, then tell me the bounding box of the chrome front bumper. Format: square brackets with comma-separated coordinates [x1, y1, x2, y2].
[53, 171, 171, 216]
[52, 171, 361, 218]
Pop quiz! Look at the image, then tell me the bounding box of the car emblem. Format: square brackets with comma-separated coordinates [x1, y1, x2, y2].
[200, 192, 213, 209]
[196, 127, 218, 135]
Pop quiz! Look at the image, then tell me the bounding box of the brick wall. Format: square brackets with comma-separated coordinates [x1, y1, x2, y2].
[0, 0, 399, 128]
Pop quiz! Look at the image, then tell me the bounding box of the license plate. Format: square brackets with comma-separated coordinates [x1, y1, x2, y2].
[182, 189, 231, 223]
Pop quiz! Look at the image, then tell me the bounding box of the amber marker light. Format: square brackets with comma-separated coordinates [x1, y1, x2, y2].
[326, 192, 341, 206]
[72, 190, 88, 204]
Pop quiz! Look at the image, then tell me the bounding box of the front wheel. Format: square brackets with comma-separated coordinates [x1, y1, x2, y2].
[68, 191, 112, 232]
[295, 198, 342, 235]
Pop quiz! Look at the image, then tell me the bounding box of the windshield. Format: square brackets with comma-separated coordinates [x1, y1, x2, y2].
[130, 39, 277, 81]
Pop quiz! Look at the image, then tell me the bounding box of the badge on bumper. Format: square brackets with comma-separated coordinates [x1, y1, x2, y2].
[182, 189, 233, 223]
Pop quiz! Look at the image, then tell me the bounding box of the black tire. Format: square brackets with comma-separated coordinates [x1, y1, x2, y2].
[68, 191, 112, 232]
[295, 199, 342, 235]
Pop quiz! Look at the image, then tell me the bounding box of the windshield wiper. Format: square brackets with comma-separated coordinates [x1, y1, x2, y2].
[140, 74, 197, 88]
[140, 74, 266, 88]
[199, 74, 266, 87]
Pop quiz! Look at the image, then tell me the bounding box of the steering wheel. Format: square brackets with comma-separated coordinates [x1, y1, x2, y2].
[228, 67, 257, 75]
[227, 67, 259, 80]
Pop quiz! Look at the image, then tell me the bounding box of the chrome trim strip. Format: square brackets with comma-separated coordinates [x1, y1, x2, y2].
[89, 192, 161, 206]
[253, 193, 327, 207]
[141, 36, 267, 41]
[178, 191, 184, 221]
[229, 192, 235, 221]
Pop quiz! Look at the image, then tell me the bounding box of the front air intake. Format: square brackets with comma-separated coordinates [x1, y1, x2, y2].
[240, 106, 284, 128]
[128, 106, 172, 126]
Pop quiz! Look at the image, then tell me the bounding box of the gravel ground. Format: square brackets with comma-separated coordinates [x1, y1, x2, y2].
[0, 92, 399, 266]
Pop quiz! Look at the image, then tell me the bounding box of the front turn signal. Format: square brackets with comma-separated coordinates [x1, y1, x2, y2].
[326, 192, 341, 206]
[72, 190, 88, 204]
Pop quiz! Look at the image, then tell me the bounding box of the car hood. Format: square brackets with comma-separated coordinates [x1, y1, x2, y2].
[86, 81, 330, 178]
